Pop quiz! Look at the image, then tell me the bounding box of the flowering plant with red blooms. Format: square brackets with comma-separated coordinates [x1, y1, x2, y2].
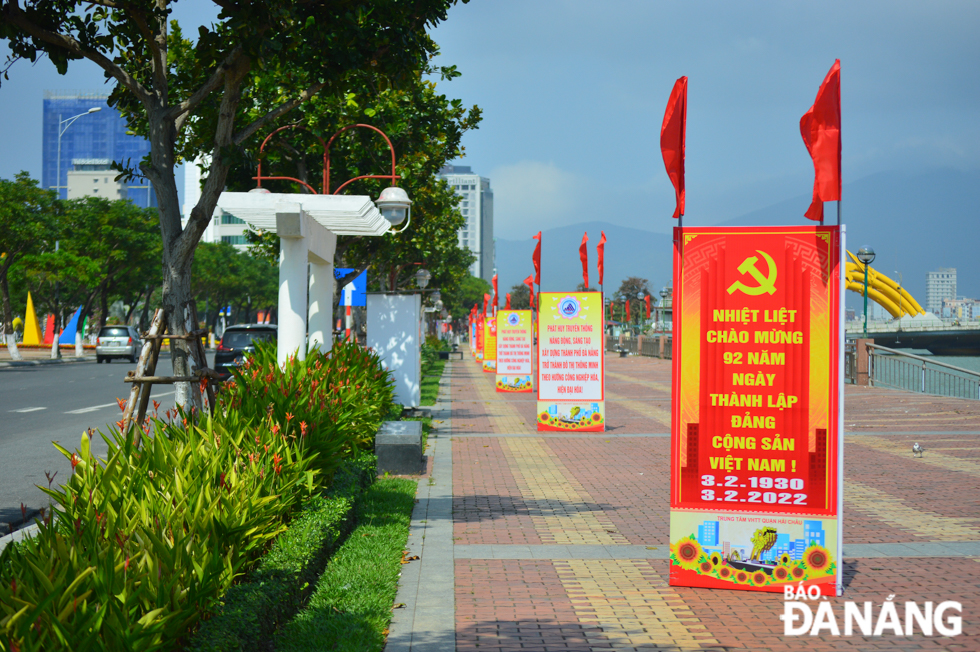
[222, 340, 394, 480]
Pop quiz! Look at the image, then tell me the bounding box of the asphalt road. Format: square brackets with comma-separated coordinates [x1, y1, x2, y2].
[0, 353, 213, 531]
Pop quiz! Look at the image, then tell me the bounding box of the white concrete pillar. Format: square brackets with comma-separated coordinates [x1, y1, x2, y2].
[308, 257, 336, 354]
[277, 207, 308, 365]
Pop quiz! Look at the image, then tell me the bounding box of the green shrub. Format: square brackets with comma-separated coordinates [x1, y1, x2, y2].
[273, 478, 417, 652]
[188, 455, 376, 652]
[222, 341, 395, 480]
[0, 343, 396, 652]
[0, 409, 320, 651]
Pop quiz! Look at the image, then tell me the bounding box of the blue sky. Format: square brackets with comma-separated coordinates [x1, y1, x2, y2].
[1, 1, 977, 241]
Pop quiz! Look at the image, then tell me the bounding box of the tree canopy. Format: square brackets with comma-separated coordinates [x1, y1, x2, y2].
[1, 0, 466, 403]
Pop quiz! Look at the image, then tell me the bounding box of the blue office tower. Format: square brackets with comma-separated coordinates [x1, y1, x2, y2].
[697, 521, 719, 547]
[42, 91, 156, 207]
[803, 520, 826, 547]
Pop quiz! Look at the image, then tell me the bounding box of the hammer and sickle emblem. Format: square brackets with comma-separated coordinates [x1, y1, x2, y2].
[726, 250, 777, 296]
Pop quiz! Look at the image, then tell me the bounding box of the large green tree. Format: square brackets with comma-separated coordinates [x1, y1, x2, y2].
[18, 196, 161, 354]
[191, 242, 277, 330]
[1, 0, 460, 405]
[0, 172, 59, 360]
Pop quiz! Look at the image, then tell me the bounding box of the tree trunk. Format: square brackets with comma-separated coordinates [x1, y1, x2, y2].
[1, 273, 23, 361]
[138, 285, 154, 332]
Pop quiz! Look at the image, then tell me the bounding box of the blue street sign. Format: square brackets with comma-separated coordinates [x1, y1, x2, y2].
[335, 268, 367, 307]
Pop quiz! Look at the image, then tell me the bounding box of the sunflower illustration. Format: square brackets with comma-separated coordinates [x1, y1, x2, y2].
[699, 561, 713, 573]
[773, 566, 790, 582]
[735, 571, 749, 584]
[779, 553, 792, 566]
[791, 565, 806, 580]
[591, 413, 602, 422]
[671, 537, 704, 571]
[804, 545, 832, 573]
[539, 412, 550, 421]
[709, 552, 723, 567]
[718, 566, 732, 579]
[750, 571, 768, 587]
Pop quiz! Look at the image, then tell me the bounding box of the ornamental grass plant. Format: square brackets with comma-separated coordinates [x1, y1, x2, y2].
[0, 341, 395, 651]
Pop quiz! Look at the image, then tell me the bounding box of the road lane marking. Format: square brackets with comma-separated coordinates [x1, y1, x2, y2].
[64, 390, 176, 415]
[10, 407, 46, 413]
[65, 402, 119, 414]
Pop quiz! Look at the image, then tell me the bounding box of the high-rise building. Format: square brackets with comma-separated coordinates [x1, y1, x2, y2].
[926, 268, 956, 315]
[697, 520, 719, 547]
[181, 158, 251, 250]
[438, 165, 494, 282]
[43, 91, 156, 208]
[803, 520, 825, 547]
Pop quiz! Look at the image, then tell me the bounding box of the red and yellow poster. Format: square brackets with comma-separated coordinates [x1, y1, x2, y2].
[482, 314, 497, 372]
[476, 315, 484, 361]
[669, 226, 844, 596]
[496, 310, 533, 392]
[536, 292, 604, 431]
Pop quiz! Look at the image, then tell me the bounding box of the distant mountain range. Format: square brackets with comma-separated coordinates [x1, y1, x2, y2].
[494, 168, 979, 310]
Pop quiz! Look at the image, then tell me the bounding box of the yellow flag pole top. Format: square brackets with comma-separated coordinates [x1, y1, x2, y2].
[23, 292, 45, 345]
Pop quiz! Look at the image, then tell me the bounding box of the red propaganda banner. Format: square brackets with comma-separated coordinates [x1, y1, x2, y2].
[476, 315, 485, 361]
[669, 225, 844, 596]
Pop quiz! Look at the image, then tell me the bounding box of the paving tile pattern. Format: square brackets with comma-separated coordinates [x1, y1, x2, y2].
[445, 353, 980, 651]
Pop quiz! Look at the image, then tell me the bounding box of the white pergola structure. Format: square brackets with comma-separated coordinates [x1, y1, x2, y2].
[217, 191, 390, 364]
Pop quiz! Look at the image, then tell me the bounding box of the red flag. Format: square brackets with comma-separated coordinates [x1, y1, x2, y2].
[492, 274, 498, 308]
[800, 60, 841, 222]
[597, 231, 606, 287]
[625, 299, 631, 322]
[483, 293, 490, 317]
[532, 231, 541, 285]
[579, 232, 589, 289]
[505, 293, 511, 309]
[661, 76, 688, 218]
[523, 275, 535, 310]
[645, 295, 651, 319]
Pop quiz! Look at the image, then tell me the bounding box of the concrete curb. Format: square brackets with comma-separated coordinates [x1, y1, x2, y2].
[0, 523, 40, 553]
[386, 361, 455, 652]
[0, 355, 96, 368]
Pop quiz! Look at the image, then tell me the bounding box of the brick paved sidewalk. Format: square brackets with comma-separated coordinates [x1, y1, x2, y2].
[388, 353, 980, 652]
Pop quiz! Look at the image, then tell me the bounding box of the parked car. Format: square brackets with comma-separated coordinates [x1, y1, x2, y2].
[214, 324, 277, 379]
[96, 325, 142, 363]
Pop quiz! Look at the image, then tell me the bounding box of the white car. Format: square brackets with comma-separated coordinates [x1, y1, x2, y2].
[96, 325, 141, 363]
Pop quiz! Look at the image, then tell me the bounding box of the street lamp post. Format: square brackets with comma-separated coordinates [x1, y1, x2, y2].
[659, 287, 669, 332]
[856, 246, 876, 338]
[51, 107, 100, 359]
[55, 107, 101, 200]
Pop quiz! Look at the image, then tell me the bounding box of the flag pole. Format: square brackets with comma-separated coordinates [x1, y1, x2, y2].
[837, 199, 841, 226]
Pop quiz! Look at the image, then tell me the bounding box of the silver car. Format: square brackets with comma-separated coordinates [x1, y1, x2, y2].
[96, 325, 141, 363]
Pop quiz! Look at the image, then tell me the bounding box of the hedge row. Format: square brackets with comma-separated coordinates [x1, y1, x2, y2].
[189, 454, 376, 652]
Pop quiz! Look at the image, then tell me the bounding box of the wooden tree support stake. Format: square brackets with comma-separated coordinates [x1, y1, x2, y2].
[121, 305, 221, 447]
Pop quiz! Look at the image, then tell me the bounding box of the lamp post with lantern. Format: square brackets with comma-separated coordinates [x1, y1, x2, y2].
[856, 245, 876, 338]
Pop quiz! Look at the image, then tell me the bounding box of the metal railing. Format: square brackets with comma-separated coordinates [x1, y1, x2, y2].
[868, 343, 980, 400]
[844, 340, 857, 384]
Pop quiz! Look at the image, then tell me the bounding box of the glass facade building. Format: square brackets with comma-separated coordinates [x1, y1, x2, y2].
[42, 91, 156, 207]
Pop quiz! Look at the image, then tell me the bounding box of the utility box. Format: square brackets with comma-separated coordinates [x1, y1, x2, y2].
[375, 421, 424, 475]
[367, 293, 422, 407]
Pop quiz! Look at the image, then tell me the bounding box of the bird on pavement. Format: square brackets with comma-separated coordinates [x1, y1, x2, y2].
[912, 442, 924, 458]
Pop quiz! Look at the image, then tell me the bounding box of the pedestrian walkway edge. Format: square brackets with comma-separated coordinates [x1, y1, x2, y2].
[385, 361, 455, 652]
